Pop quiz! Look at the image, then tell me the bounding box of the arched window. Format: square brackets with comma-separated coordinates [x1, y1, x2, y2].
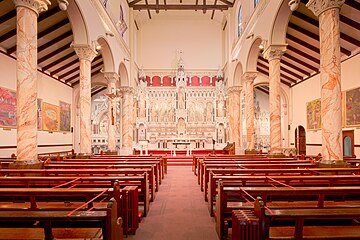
[237, 5, 242, 37]
[254, 0, 260, 8]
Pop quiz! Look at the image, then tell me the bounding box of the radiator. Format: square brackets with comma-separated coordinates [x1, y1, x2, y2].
[232, 210, 260, 240]
[122, 186, 139, 236]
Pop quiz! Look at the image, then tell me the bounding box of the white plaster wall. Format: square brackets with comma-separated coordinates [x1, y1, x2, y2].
[138, 14, 222, 70]
[0, 54, 73, 157]
[291, 53, 360, 157]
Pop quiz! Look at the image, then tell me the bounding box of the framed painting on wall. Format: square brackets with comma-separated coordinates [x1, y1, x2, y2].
[59, 101, 71, 132]
[42, 102, 59, 132]
[345, 87, 360, 127]
[306, 98, 321, 130]
[0, 87, 16, 128]
[37, 98, 42, 130]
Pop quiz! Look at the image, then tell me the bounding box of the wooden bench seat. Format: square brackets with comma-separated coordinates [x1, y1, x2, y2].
[202, 167, 360, 199]
[0, 198, 121, 240]
[207, 174, 360, 216]
[0, 168, 156, 202]
[215, 184, 360, 239]
[0, 174, 150, 217]
[264, 208, 360, 240]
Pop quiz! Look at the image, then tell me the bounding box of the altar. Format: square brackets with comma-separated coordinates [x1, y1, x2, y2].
[172, 141, 191, 156]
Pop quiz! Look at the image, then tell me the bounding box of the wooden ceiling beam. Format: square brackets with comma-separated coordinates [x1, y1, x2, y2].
[91, 86, 107, 97]
[64, 74, 78, 84]
[144, 0, 152, 19]
[128, 0, 143, 6]
[42, 52, 76, 72]
[38, 44, 70, 64]
[156, 0, 159, 13]
[286, 33, 319, 54]
[38, 5, 61, 22]
[38, 30, 72, 52]
[257, 62, 294, 86]
[255, 86, 269, 95]
[7, 18, 70, 54]
[218, 0, 233, 6]
[345, 0, 360, 11]
[283, 53, 318, 72]
[0, 10, 16, 25]
[291, 12, 355, 54]
[211, 0, 217, 19]
[286, 45, 320, 65]
[53, 59, 79, 77]
[203, 0, 206, 13]
[259, 55, 306, 80]
[133, 4, 229, 10]
[340, 14, 360, 31]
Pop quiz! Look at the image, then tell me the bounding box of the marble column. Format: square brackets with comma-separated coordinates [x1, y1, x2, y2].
[228, 86, 242, 154]
[307, 0, 344, 161]
[243, 72, 257, 150]
[104, 73, 119, 152]
[119, 87, 135, 155]
[72, 44, 98, 155]
[263, 45, 287, 153]
[14, 0, 50, 163]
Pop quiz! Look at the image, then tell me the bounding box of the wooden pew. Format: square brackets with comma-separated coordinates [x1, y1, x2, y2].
[44, 163, 160, 193]
[202, 167, 360, 201]
[198, 160, 314, 185]
[263, 208, 360, 240]
[59, 158, 166, 180]
[208, 174, 360, 217]
[0, 168, 156, 202]
[215, 183, 360, 239]
[0, 174, 150, 217]
[0, 198, 121, 240]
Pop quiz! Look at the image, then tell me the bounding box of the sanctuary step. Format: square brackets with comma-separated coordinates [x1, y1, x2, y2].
[167, 156, 193, 166]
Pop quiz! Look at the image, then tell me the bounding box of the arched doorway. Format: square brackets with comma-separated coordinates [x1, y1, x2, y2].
[295, 125, 306, 155]
[343, 130, 354, 158]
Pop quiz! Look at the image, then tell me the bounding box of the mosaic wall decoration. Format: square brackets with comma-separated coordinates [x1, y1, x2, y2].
[42, 102, 59, 132]
[345, 87, 360, 127]
[306, 98, 321, 130]
[59, 101, 71, 132]
[0, 87, 16, 128]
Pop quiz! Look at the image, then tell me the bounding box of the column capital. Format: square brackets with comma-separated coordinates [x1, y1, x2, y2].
[227, 86, 242, 94]
[71, 43, 98, 62]
[306, 0, 345, 17]
[103, 72, 119, 84]
[262, 44, 287, 61]
[118, 86, 135, 96]
[242, 72, 257, 83]
[13, 0, 51, 16]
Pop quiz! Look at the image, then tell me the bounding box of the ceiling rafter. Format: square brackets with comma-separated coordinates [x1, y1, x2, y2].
[282, 53, 318, 72]
[255, 86, 269, 95]
[72, 68, 103, 87]
[286, 33, 319, 54]
[38, 30, 72, 52]
[91, 86, 107, 97]
[128, 0, 143, 7]
[7, 18, 70, 54]
[345, 0, 360, 11]
[132, 4, 229, 10]
[42, 52, 76, 72]
[0, 9, 15, 25]
[257, 63, 293, 87]
[38, 44, 70, 64]
[211, 0, 217, 19]
[286, 45, 320, 65]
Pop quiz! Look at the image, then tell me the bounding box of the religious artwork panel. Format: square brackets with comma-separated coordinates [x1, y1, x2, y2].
[0, 87, 16, 128]
[59, 101, 71, 131]
[37, 98, 42, 130]
[306, 99, 321, 130]
[42, 102, 60, 132]
[345, 87, 360, 127]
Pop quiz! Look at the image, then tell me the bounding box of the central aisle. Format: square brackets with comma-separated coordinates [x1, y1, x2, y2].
[129, 166, 218, 240]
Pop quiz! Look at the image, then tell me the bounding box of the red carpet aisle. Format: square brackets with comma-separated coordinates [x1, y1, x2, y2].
[129, 166, 218, 240]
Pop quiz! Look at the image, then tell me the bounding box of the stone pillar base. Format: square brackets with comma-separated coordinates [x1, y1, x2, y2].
[8, 160, 44, 169]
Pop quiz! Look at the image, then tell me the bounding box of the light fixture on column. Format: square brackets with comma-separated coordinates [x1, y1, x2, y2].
[259, 39, 267, 50]
[288, 0, 300, 11]
[58, 0, 69, 11]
